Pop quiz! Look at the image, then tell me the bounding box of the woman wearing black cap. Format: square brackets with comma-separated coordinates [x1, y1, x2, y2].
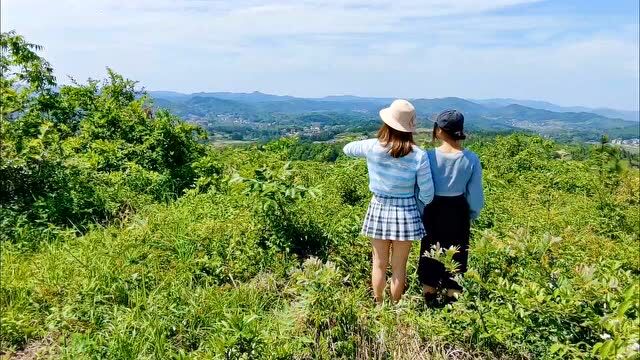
[418, 109, 484, 304]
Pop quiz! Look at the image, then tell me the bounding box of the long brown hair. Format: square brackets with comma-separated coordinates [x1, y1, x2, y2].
[377, 123, 415, 158]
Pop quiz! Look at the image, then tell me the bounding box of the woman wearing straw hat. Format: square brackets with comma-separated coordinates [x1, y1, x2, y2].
[343, 99, 434, 304]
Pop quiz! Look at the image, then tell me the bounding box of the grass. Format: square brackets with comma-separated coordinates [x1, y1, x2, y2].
[1, 137, 639, 359]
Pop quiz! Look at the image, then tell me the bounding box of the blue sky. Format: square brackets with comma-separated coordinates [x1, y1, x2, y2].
[2, 0, 639, 110]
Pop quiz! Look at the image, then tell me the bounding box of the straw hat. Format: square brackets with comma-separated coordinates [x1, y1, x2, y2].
[379, 99, 416, 133]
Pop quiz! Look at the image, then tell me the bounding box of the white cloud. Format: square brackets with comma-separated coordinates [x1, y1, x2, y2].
[2, 0, 546, 42]
[2, 0, 638, 109]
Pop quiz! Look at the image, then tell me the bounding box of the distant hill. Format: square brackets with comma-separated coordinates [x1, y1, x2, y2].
[153, 96, 254, 118]
[148, 91, 190, 101]
[412, 97, 487, 116]
[149, 91, 639, 140]
[318, 95, 392, 103]
[475, 98, 639, 122]
[184, 96, 252, 115]
[489, 104, 638, 138]
[190, 91, 298, 103]
[588, 108, 640, 123]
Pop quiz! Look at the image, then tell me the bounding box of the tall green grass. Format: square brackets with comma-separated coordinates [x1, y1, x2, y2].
[2, 135, 639, 359]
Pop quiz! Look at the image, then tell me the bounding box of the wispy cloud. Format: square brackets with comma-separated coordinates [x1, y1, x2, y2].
[2, 0, 638, 109]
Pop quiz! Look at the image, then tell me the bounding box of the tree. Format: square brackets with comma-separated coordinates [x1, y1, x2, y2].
[1, 32, 207, 240]
[0, 30, 57, 124]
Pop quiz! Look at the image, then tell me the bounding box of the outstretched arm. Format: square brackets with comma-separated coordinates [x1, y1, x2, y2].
[343, 139, 377, 158]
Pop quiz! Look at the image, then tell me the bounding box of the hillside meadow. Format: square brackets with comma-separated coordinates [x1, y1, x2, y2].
[1, 31, 639, 359]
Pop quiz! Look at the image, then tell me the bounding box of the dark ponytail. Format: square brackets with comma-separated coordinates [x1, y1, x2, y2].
[432, 122, 438, 143]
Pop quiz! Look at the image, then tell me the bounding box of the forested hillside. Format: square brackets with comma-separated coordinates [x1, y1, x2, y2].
[474, 98, 639, 123]
[149, 91, 640, 143]
[1, 32, 639, 359]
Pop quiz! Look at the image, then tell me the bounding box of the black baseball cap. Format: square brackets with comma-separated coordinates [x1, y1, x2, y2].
[435, 109, 466, 140]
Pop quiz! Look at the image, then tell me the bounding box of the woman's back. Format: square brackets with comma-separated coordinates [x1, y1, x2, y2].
[342, 99, 433, 304]
[427, 148, 475, 194]
[427, 147, 483, 219]
[343, 139, 433, 202]
[419, 110, 485, 301]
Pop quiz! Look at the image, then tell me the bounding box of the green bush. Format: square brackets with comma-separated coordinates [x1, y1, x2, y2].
[1, 32, 638, 359]
[1, 32, 206, 241]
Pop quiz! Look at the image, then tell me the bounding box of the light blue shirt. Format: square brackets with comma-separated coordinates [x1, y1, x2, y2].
[343, 139, 434, 205]
[427, 148, 484, 219]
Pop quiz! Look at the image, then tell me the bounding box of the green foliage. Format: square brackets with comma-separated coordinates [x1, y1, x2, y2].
[1, 32, 639, 359]
[3, 129, 639, 359]
[262, 137, 343, 162]
[1, 32, 206, 241]
[0, 30, 56, 122]
[231, 163, 326, 258]
[424, 243, 461, 275]
[590, 283, 640, 359]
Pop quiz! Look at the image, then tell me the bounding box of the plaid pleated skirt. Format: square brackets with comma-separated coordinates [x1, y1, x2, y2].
[361, 195, 426, 241]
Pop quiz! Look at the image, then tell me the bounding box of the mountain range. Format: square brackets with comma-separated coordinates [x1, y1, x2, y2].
[473, 98, 639, 122]
[149, 91, 639, 141]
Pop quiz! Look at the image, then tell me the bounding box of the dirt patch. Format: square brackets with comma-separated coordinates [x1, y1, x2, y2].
[3, 335, 57, 360]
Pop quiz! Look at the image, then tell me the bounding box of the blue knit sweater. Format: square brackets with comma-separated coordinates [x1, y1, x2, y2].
[343, 139, 434, 205]
[427, 148, 484, 219]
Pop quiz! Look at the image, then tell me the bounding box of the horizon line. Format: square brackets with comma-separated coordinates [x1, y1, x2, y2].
[147, 89, 639, 112]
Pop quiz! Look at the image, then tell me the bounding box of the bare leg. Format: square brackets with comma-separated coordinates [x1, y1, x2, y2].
[371, 239, 391, 304]
[389, 241, 412, 303]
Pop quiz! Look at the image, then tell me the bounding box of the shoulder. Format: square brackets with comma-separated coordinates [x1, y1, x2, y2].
[411, 144, 426, 155]
[364, 138, 379, 146]
[422, 147, 437, 160]
[362, 138, 381, 152]
[411, 145, 429, 162]
[463, 149, 481, 165]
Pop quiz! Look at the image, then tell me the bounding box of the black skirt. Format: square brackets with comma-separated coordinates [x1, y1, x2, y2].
[418, 195, 470, 290]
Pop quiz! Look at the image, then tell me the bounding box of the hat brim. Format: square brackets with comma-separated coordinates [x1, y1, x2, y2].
[446, 130, 467, 140]
[379, 108, 415, 133]
[435, 123, 466, 140]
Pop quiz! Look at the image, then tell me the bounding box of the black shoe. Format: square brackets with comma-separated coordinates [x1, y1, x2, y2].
[442, 290, 462, 306]
[442, 296, 457, 306]
[423, 292, 439, 307]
